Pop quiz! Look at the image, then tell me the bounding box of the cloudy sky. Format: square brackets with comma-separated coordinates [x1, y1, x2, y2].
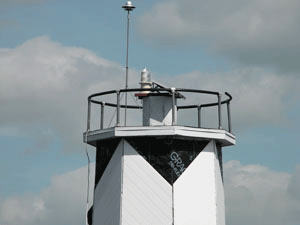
[0, 0, 299, 224]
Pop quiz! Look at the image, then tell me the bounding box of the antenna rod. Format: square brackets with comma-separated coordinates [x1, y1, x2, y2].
[122, 1, 135, 126]
[125, 10, 129, 126]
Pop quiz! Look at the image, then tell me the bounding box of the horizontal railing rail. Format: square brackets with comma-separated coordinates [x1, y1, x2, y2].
[86, 88, 233, 133]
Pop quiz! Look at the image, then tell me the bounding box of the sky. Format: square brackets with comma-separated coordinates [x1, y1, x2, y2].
[0, 0, 299, 224]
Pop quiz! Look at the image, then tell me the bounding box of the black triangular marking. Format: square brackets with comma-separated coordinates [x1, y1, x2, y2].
[125, 137, 209, 185]
[95, 138, 121, 188]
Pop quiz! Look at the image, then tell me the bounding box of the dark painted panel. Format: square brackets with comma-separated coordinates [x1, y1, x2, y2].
[217, 144, 223, 181]
[126, 137, 209, 184]
[87, 206, 93, 225]
[95, 138, 121, 188]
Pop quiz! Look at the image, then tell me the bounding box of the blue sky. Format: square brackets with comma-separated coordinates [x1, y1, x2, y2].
[0, 0, 300, 224]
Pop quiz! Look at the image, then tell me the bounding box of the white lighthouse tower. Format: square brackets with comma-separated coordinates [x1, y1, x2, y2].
[83, 2, 235, 224]
[84, 70, 235, 225]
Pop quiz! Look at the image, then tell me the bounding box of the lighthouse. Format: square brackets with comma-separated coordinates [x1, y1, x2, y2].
[83, 1, 235, 224]
[84, 69, 235, 225]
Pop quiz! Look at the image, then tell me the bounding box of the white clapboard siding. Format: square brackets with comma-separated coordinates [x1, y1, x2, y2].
[174, 140, 225, 225]
[121, 140, 173, 225]
[215, 144, 225, 225]
[93, 140, 123, 225]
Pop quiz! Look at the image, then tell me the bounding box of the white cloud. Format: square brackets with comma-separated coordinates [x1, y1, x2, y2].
[224, 161, 300, 225]
[0, 195, 45, 224]
[0, 163, 95, 225]
[0, 36, 298, 154]
[0, 161, 299, 225]
[0, 36, 133, 153]
[138, 0, 300, 72]
[160, 68, 299, 130]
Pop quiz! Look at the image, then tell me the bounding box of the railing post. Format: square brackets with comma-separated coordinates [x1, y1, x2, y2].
[100, 102, 105, 130]
[171, 87, 176, 126]
[87, 99, 91, 132]
[227, 101, 232, 133]
[197, 105, 201, 128]
[116, 91, 120, 127]
[218, 93, 222, 129]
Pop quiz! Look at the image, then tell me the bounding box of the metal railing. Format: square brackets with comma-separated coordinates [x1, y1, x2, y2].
[87, 88, 233, 133]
